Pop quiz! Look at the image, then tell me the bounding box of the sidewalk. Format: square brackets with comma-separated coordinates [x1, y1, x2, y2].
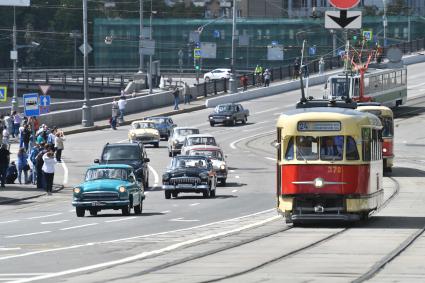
[0, 184, 63, 205]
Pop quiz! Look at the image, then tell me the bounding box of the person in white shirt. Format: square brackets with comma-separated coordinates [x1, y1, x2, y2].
[118, 96, 127, 122]
[42, 151, 57, 195]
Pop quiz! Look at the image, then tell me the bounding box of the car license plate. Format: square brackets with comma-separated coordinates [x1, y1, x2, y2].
[178, 184, 193, 189]
[91, 201, 105, 206]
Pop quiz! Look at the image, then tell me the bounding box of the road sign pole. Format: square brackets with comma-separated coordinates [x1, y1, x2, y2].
[11, 6, 18, 113]
[82, 0, 93, 127]
[229, 0, 238, 94]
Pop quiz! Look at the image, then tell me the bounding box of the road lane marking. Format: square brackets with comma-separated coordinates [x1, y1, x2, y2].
[0, 247, 21, 251]
[0, 209, 274, 262]
[232, 190, 238, 193]
[105, 217, 136, 223]
[41, 220, 69, 225]
[117, 139, 128, 143]
[12, 213, 279, 283]
[60, 223, 98, 231]
[229, 170, 235, 173]
[148, 165, 159, 187]
[235, 176, 240, 179]
[230, 130, 274, 149]
[170, 218, 200, 222]
[0, 220, 20, 224]
[264, 157, 276, 161]
[0, 274, 47, 276]
[5, 231, 51, 239]
[26, 213, 62, 220]
[190, 203, 200, 206]
[161, 210, 171, 214]
[61, 160, 69, 186]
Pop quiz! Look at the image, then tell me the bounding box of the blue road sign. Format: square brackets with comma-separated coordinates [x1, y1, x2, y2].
[271, 41, 278, 47]
[195, 41, 200, 48]
[0, 86, 7, 102]
[213, 30, 220, 38]
[23, 93, 39, 117]
[309, 46, 317, 56]
[39, 95, 51, 114]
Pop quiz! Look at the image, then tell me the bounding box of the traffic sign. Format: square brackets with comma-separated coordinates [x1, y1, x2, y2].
[194, 48, 201, 59]
[0, 86, 7, 102]
[325, 11, 362, 29]
[39, 95, 50, 114]
[0, 0, 30, 7]
[23, 93, 39, 117]
[309, 46, 317, 56]
[363, 30, 373, 41]
[329, 0, 360, 10]
[139, 39, 155, 56]
[213, 30, 220, 38]
[39, 84, 51, 95]
[79, 43, 93, 55]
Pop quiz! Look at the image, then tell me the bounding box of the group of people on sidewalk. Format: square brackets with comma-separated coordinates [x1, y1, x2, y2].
[253, 65, 272, 88]
[0, 112, 63, 195]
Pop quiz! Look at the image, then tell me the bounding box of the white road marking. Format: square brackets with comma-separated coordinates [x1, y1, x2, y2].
[0, 274, 47, 276]
[12, 214, 279, 283]
[148, 165, 159, 187]
[229, 170, 235, 173]
[41, 220, 69, 225]
[26, 213, 62, 220]
[161, 210, 171, 214]
[5, 231, 51, 239]
[235, 176, 240, 179]
[230, 130, 274, 149]
[190, 203, 200, 206]
[232, 190, 238, 193]
[0, 220, 19, 224]
[105, 217, 136, 223]
[60, 223, 98, 231]
[0, 247, 21, 251]
[117, 139, 128, 143]
[253, 107, 279, 115]
[170, 218, 200, 222]
[61, 160, 69, 186]
[144, 192, 149, 195]
[0, 209, 274, 262]
[264, 157, 276, 161]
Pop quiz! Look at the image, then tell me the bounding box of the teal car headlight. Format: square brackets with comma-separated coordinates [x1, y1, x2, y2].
[73, 187, 82, 194]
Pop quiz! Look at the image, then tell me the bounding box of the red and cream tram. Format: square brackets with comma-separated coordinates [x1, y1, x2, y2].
[357, 104, 394, 172]
[276, 104, 384, 223]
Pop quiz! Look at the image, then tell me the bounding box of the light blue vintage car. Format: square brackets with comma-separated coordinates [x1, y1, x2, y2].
[72, 164, 145, 217]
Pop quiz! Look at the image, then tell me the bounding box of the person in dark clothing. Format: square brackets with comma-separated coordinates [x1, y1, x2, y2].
[172, 87, 180, 110]
[6, 161, 17, 185]
[22, 124, 31, 152]
[35, 144, 48, 189]
[293, 57, 300, 80]
[0, 144, 10, 187]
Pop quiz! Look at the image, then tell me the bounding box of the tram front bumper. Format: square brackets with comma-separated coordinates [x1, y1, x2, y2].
[291, 213, 360, 222]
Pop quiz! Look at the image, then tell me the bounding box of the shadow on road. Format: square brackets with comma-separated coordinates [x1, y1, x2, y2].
[390, 166, 425, 177]
[394, 105, 425, 119]
[366, 216, 425, 229]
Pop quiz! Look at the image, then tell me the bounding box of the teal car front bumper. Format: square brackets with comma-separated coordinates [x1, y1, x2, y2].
[72, 199, 130, 208]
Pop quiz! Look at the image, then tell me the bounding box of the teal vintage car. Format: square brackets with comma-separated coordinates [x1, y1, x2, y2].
[72, 164, 145, 217]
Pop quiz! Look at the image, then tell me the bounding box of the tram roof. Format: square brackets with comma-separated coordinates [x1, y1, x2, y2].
[357, 105, 393, 117]
[277, 107, 382, 134]
[328, 66, 406, 79]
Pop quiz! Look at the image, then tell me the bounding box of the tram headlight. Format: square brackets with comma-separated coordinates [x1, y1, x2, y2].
[314, 178, 324, 189]
[383, 148, 387, 153]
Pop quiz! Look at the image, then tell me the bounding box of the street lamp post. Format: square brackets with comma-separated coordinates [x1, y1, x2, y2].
[138, 0, 144, 74]
[148, 1, 156, 94]
[81, 0, 93, 127]
[383, 0, 388, 47]
[70, 30, 81, 71]
[229, 0, 238, 94]
[11, 6, 18, 113]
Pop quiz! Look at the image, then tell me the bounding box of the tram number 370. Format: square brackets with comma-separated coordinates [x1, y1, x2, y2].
[327, 166, 342, 174]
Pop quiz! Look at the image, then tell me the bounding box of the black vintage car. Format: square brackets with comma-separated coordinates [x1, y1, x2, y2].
[162, 156, 217, 199]
[208, 103, 249, 126]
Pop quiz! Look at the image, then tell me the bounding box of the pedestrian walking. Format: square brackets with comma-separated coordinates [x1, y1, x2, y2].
[30, 143, 41, 185]
[2, 126, 9, 146]
[172, 87, 180, 110]
[254, 64, 263, 86]
[118, 95, 127, 123]
[183, 83, 191, 104]
[293, 57, 300, 80]
[319, 57, 325, 75]
[240, 74, 248, 91]
[54, 131, 65, 162]
[35, 144, 48, 189]
[0, 144, 10, 188]
[4, 113, 12, 138]
[17, 147, 29, 185]
[12, 111, 22, 138]
[6, 161, 17, 184]
[22, 124, 31, 152]
[263, 69, 271, 87]
[42, 150, 57, 195]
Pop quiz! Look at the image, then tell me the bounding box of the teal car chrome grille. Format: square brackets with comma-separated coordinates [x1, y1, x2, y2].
[82, 191, 120, 201]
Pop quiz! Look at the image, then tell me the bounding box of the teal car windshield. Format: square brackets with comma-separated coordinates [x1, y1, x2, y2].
[85, 168, 128, 181]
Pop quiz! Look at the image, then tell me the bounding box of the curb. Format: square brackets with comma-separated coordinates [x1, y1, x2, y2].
[63, 105, 206, 136]
[0, 185, 65, 205]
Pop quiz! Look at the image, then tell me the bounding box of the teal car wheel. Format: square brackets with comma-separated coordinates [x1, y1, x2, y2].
[134, 198, 143, 215]
[76, 207, 85, 217]
[89, 209, 98, 216]
[122, 203, 131, 216]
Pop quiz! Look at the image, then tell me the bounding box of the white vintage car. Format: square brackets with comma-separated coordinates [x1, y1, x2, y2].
[128, 120, 160, 147]
[187, 145, 228, 186]
[180, 134, 218, 156]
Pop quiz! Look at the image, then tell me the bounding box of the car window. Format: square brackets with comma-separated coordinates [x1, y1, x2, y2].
[102, 146, 139, 161]
[172, 158, 207, 169]
[189, 150, 222, 160]
[85, 168, 127, 181]
[187, 137, 216, 146]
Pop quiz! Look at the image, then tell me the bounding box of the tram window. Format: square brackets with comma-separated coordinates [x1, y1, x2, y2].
[320, 136, 343, 161]
[362, 128, 371, 161]
[296, 136, 318, 161]
[382, 117, 393, 137]
[353, 78, 360, 97]
[285, 137, 294, 160]
[346, 136, 359, 160]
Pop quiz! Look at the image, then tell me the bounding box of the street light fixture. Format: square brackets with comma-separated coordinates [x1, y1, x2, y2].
[382, 0, 388, 47]
[138, 0, 144, 74]
[148, 1, 157, 95]
[229, 0, 238, 94]
[81, 0, 93, 127]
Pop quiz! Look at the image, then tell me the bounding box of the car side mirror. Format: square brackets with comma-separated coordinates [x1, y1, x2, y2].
[94, 159, 100, 164]
[144, 158, 150, 163]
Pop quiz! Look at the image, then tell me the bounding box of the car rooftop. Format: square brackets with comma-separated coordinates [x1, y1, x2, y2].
[88, 164, 133, 170]
[185, 134, 215, 138]
[175, 155, 209, 159]
[189, 145, 221, 151]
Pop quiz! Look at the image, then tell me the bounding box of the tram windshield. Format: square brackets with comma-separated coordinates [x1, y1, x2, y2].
[287, 136, 358, 161]
[330, 78, 350, 98]
[381, 117, 393, 137]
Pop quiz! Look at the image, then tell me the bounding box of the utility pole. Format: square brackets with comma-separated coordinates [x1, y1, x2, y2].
[148, 0, 154, 94]
[229, 0, 238, 94]
[382, 0, 387, 47]
[139, 0, 144, 73]
[11, 7, 18, 113]
[81, 0, 93, 127]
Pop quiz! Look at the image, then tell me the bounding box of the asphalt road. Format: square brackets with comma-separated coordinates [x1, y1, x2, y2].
[0, 62, 425, 282]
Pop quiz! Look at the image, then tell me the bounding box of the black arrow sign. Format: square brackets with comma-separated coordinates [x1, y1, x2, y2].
[328, 10, 359, 28]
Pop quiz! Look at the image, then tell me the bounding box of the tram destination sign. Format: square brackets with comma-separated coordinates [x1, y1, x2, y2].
[298, 121, 341, 131]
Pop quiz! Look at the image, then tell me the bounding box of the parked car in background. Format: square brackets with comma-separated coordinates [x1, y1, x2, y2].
[95, 142, 150, 188]
[162, 155, 217, 199]
[188, 145, 228, 185]
[168, 127, 200, 157]
[203, 68, 231, 82]
[72, 165, 145, 217]
[208, 103, 249, 126]
[128, 120, 160, 147]
[181, 134, 218, 156]
[144, 116, 176, 140]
